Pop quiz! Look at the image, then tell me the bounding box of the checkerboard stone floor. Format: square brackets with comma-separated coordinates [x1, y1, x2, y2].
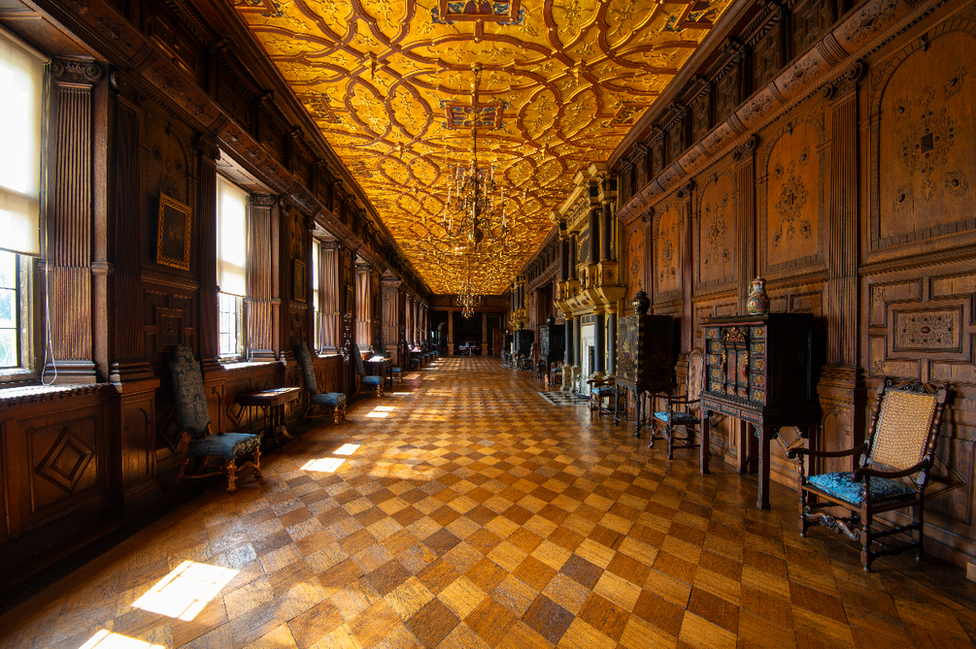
[2, 356, 976, 648]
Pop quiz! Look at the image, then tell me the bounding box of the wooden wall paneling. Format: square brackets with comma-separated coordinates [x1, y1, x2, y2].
[197, 135, 220, 368]
[748, 4, 787, 92]
[679, 182, 695, 352]
[758, 116, 826, 279]
[789, 0, 839, 56]
[710, 41, 746, 126]
[144, 1, 206, 82]
[624, 220, 645, 310]
[694, 163, 737, 294]
[653, 197, 683, 305]
[248, 194, 276, 360]
[47, 58, 103, 384]
[733, 136, 758, 314]
[869, 26, 976, 262]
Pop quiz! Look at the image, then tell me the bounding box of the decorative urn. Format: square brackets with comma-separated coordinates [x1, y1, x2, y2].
[746, 277, 770, 315]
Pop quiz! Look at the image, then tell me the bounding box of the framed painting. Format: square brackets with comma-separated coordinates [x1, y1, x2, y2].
[294, 259, 306, 302]
[156, 193, 192, 270]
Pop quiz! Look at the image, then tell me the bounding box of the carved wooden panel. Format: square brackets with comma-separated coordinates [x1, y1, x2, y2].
[654, 201, 682, 300]
[625, 223, 645, 307]
[695, 171, 736, 291]
[873, 30, 976, 254]
[145, 4, 205, 81]
[144, 290, 196, 365]
[751, 19, 783, 90]
[121, 400, 154, 489]
[216, 62, 255, 131]
[713, 60, 741, 125]
[790, 0, 836, 55]
[691, 91, 712, 145]
[760, 119, 824, 275]
[28, 415, 100, 513]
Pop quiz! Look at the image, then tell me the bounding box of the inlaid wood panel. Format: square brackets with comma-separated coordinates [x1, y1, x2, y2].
[873, 29, 976, 253]
[694, 170, 736, 292]
[760, 119, 824, 275]
[25, 412, 102, 517]
[624, 222, 645, 307]
[654, 201, 682, 300]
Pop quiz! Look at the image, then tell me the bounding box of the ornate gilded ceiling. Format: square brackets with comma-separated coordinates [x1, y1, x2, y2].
[233, 0, 731, 295]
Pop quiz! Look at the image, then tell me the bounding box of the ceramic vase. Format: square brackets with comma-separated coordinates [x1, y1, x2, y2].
[746, 277, 769, 315]
[632, 289, 650, 316]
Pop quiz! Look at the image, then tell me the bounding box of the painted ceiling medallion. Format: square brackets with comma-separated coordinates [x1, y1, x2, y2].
[233, 0, 731, 294]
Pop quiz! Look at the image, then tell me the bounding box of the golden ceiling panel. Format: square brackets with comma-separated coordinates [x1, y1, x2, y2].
[233, 0, 730, 295]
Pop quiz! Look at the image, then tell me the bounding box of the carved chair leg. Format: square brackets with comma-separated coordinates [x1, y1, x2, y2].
[176, 457, 191, 485]
[666, 423, 675, 460]
[860, 509, 873, 572]
[252, 447, 262, 478]
[226, 461, 238, 493]
[915, 501, 925, 561]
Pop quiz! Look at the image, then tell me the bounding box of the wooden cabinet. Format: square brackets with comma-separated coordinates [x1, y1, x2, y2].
[514, 329, 533, 357]
[700, 314, 820, 509]
[615, 314, 675, 437]
[539, 324, 564, 365]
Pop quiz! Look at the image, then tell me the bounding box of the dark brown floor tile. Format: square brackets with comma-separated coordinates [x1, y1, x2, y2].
[318, 558, 363, 589]
[632, 589, 685, 637]
[356, 505, 389, 527]
[654, 551, 697, 584]
[688, 587, 738, 634]
[466, 558, 508, 593]
[467, 528, 503, 555]
[560, 554, 603, 589]
[406, 597, 460, 646]
[382, 529, 421, 556]
[280, 507, 313, 529]
[351, 599, 403, 648]
[607, 552, 651, 587]
[269, 560, 314, 597]
[547, 526, 584, 553]
[467, 504, 499, 526]
[431, 504, 463, 526]
[514, 556, 556, 592]
[417, 558, 461, 594]
[698, 548, 742, 581]
[318, 507, 352, 528]
[502, 504, 534, 525]
[465, 596, 518, 647]
[790, 582, 848, 624]
[425, 528, 461, 554]
[577, 593, 629, 642]
[589, 525, 623, 550]
[742, 586, 794, 627]
[507, 528, 543, 554]
[392, 505, 424, 527]
[522, 594, 574, 644]
[368, 560, 413, 596]
[252, 530, 291, 556]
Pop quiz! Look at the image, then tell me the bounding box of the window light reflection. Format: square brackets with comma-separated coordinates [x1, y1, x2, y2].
[334, 443, 360, 455]
[302, 457, 345, 472]
[366, 405, 396, 419]
[131, 560, 237, 621]
[79, 630, 166, 649]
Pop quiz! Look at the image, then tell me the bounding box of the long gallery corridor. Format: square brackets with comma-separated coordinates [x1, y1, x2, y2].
[2, 358, 975, 649]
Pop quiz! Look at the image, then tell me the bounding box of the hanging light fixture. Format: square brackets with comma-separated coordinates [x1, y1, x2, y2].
[443, 64, 509, 251]
[455, 255, 482, 319]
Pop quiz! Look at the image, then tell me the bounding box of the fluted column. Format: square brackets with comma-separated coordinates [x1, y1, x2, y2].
[248, 194, 276, 360]
[47, 58, 103, 383]
[109, 71, 151, 382]
[356, 261, 371, 348]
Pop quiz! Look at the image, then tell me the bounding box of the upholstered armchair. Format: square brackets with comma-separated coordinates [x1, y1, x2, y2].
[169, 344, 261, 492]
[787, 378, 949, 571]
[588, 376, 626, 418]
[296, 342, 346, 424]
[648, 349, 704, 460]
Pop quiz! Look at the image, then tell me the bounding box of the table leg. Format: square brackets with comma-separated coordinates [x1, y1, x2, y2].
[635, 391, 643, 439]
[757, 423, 771, 510]
[700, 409, 710, 474]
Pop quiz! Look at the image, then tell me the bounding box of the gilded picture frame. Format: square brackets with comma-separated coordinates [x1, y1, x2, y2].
[156, 193, 192, 271]
[294, 259, 306, 302]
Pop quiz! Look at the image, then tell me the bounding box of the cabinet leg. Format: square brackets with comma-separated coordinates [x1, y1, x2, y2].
[757, 423, 771, 510]
[700, 413, 710, 474]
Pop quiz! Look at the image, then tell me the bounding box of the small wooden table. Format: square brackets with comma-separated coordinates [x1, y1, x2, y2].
[237, 387, 302, 444]
[365, 356, 393, 386]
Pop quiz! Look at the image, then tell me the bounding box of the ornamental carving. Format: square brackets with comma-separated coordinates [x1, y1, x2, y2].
[894, 311, 958, 350]
[771, 147, 812, 248]
[51, 58, 103, 85]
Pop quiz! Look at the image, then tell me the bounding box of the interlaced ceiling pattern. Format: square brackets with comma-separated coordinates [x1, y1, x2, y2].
[233, 0, 731, 294]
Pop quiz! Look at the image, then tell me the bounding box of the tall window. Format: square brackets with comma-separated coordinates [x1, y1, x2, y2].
[312, 241, 320, 350]
[216, 175, 248, 359]
[0, 30, 44, 376]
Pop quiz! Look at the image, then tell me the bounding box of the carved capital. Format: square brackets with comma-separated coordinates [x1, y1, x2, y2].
[641, 207, 655, 223]
[321, 239, 340, 251]
[198, 136, 220, 163]
[249, 193, 277, 208]
[51, 57, 103, 85]
[823, 61, 867, 99]
[677, 180, 695, 198]
[733, 134, 759, 161]
[109, 71, 146, 107]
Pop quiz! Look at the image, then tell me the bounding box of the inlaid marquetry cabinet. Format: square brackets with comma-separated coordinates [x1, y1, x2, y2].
[700, 314, 820, 509]
[615, 314, 674, 436]
[539, 323, 564, 365]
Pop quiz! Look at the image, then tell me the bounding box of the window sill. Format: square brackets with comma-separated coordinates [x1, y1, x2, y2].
[0, 382, 104, 405]
[219, 359, 282, 373]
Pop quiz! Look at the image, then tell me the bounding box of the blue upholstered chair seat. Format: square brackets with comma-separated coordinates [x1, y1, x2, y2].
[186, 432, 260, 461]
[807, 472, 914, 505]
[361, 375, 383, 386]
[310, 392, 346, 407]
[652, 410, 699, 425]
[591, 385, 624, 397]
[391, 366, 402, 374]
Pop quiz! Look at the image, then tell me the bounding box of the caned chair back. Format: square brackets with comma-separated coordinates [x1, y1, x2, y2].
[686, 349, 705, 406]
[297, 342, 319, 394]
[169, 344, 211, 439]
[867, 382, 945, 474]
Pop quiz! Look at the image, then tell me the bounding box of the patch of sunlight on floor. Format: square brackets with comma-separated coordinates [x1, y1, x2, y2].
[302, 457, 345, 472]
[391, 392, 411, 397]
[79, 630, 166, 649]
[334, 443, 360, 455]
[366, 405, 396, 418]
[131, 560, 237, 622]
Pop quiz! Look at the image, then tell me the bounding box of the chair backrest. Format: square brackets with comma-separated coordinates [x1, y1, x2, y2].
[866, 379, 948, 476]
[686, 349, 705, 404]
[169, 343, 211, 439]
[296, 341, 318, 394]
[353, 343, 367, 377]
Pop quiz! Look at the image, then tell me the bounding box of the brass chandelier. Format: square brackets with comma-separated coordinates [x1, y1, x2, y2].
[443, 65, 510, 251]
[455, 256, 483, 319]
